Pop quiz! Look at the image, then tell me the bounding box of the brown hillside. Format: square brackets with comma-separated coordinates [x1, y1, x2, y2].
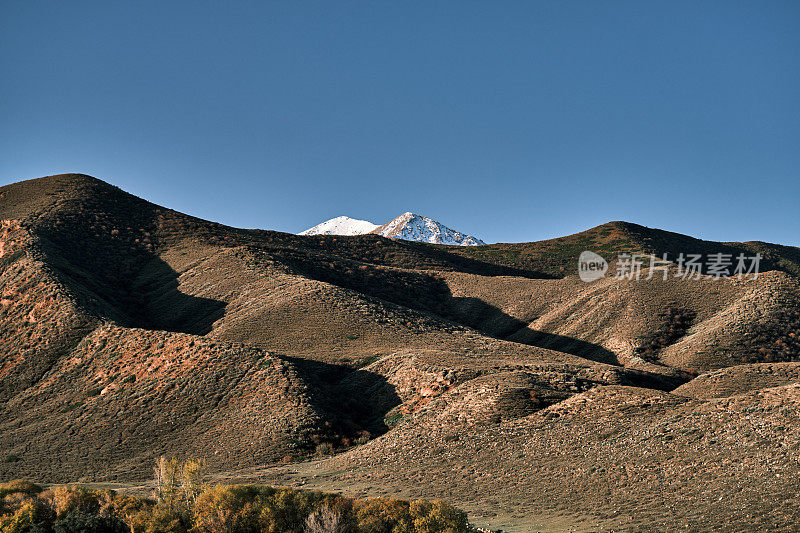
[2, 173, 800, 530]
[245, 383, 800, 531]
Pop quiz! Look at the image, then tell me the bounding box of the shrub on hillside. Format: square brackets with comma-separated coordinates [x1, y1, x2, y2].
[742, 307, 800, 363]
[635, 307, 696, 362]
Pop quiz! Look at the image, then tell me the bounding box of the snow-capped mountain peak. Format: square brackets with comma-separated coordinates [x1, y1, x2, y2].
[372, 212, 486, 246]
[299, 216, 379, 236]
[299, 212, 485, 246]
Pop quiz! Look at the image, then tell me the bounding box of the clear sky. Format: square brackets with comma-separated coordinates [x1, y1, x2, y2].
[1, 1, 798, 245]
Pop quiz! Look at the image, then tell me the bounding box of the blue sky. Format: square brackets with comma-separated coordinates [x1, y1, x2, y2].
[1, 1, 798, 245]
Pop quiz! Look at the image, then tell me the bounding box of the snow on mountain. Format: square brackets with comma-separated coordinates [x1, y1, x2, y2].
[299, 212, 485, 246]
[299, 216, 379, 236]
[371, 212, 485, 246]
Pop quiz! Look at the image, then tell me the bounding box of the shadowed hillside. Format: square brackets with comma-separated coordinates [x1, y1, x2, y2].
[453, 220, 800, 278]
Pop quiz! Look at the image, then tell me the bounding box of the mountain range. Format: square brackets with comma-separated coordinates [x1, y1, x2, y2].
[1, 174, 799, 531]
[300, 212, 486, 246]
